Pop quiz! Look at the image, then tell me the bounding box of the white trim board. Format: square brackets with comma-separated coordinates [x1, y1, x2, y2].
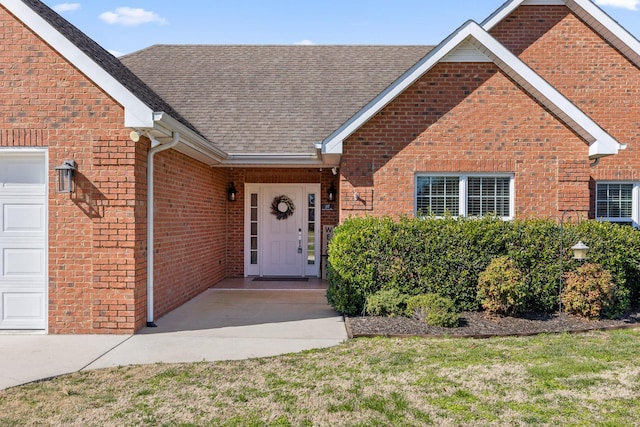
[321, 21, 622, 159]
[481, 0, 640, 68]
[1, 0, 154, 128]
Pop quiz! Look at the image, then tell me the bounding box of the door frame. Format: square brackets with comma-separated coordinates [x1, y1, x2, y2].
[244, 183, 321, 277]
[0, 148, 49, 331]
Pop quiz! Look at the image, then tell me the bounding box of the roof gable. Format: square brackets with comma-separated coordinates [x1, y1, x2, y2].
[482, 0, 640, 68]
[322, 20, 621, 159]
[3, 0, 201, 134]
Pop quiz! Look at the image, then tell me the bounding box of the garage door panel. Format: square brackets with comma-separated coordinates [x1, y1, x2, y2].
[4, 202, 45, 232]
[0, 155, 45, 186]
[3, 247, 45, 277]
[1, 291, 45, 329]
[0, 152, 47, 330]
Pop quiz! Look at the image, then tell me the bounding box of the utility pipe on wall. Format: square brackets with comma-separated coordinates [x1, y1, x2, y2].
[146, 131, 179, 327]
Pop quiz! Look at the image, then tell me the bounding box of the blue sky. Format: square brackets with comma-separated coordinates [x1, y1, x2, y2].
[41, 1, 640, 57]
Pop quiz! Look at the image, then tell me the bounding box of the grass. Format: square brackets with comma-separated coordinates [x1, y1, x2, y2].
[1, 329, 639, 426]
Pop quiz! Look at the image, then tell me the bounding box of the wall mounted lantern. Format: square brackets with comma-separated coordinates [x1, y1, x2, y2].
[327, 183, 336, 202]
[227, 182, 238, 201]
[571, 241, 589, 260]
[55, 160, 77, 193]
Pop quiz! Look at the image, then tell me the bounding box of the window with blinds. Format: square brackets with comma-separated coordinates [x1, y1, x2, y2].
[416, 174, 513, 219]
[596, 183, 634, 222]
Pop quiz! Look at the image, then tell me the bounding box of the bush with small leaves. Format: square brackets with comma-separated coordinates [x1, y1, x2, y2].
[365, 288, 411, 317]
[561, 263, 630, 319]
[326, 216, 640, 316]
[477, 256, 528, 316]
[405, 294, 460, 327]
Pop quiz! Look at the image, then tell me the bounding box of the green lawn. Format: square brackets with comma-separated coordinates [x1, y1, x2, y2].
[1, 330, 639, 426]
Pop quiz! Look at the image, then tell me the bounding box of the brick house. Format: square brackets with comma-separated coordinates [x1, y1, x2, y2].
[0, 0, 637, 333]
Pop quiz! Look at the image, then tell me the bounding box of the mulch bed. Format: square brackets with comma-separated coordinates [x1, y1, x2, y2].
[346, 309, 640, 339]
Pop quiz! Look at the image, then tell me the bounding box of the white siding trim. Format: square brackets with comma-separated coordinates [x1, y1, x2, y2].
[441, 41, 491, 62]
[2, 0, 154, 128]
[322, 21, 621, 159]
[481, 0, 640, 69]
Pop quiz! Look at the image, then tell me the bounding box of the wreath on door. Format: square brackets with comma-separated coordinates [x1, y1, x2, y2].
[271, 195, 296, 220]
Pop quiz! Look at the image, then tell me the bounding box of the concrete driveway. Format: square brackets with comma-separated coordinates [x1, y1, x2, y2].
[0, 281, 347, 390]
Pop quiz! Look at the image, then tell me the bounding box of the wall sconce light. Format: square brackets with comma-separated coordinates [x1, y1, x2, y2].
[55, 160, 76, 193]
[327, 183, 336, 202]
[227, 182, 238, 201]
[571, 241, 589, 260]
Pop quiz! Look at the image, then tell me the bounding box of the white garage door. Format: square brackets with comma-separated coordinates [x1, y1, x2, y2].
[0, 152, 47, 330]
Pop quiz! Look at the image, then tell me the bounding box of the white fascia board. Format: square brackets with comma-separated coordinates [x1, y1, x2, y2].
[565, 0, 640, 67]
[3, 0, 154, 128]
[152, 113, 227, 164]
[322, 20, 479, 155]
[222, 157, 324, 167]
[323, 19, 620, 158]
[224, 153, 321, 165]
[467, 23, 620, 158]
[482, 0, 640, 67]
[482, 0, 563, 30]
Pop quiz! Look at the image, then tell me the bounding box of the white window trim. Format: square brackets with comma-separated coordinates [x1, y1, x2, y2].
[415, 173, 515, 220]
[595, 181, 640, 227]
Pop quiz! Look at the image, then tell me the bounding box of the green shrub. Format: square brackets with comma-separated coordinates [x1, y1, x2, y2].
[561, 263, 630, 319]
[477, 256, 528, 316]
[503, 219, 561, 312]
[364, 289, 410, 317]
[405, 294, 460, 327]
[326, 216, 639, 316]
[570, 221, 640, 304]
[326, 216, 392, 315]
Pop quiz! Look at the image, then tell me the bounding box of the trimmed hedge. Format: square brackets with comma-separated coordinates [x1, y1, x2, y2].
[326, 216, 640, 316]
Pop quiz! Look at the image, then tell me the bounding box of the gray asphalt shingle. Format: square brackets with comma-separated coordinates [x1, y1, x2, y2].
[120, 45, 433, 154]
[23, 0, 433, 156]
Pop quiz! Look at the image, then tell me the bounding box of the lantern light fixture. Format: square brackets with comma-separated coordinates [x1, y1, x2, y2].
[571, 241, 589, 260]
[327, 183, 336, 202]
[55, 160, 76, 193]
[227, 182, 238, 202]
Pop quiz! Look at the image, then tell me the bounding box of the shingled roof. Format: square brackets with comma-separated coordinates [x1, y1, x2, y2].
[120, 45, 433, 155]
[20, 0, 202, 136]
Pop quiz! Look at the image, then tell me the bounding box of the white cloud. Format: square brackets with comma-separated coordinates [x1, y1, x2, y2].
[295, 39, 315, 45]
[595, 0, 639, 10]
[52, 3, 80, 13]
[99, 7, 167, 26]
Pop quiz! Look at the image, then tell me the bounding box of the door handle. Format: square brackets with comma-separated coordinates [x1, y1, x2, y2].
[298, 228, 303, 253]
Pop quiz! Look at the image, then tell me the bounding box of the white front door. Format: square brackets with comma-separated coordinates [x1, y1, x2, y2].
[263, 186, 303, 276]
[0, 151, 47, 330]
[245, 184, 320, 277]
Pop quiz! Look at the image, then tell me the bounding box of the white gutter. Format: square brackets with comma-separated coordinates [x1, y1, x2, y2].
[146, 131, 179, 327]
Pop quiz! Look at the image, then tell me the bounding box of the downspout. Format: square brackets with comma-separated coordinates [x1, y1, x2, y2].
[146, 131, 179, 327]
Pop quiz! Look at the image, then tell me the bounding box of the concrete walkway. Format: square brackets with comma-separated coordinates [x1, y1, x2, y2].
[0, 282, 347, 390]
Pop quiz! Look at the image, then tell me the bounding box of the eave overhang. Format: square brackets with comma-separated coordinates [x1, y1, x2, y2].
[482, 0, 640, 69]
[2, 0, 155, 128]
[321, 20, 622, 160]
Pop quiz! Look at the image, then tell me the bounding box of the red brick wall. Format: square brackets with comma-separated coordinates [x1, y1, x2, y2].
[340, 62, 589, 221]
[151, 149, 227, 320]
[226, 168, 338, 277]
[490, 5, 640, 217]
[0, 5, 145, 333]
